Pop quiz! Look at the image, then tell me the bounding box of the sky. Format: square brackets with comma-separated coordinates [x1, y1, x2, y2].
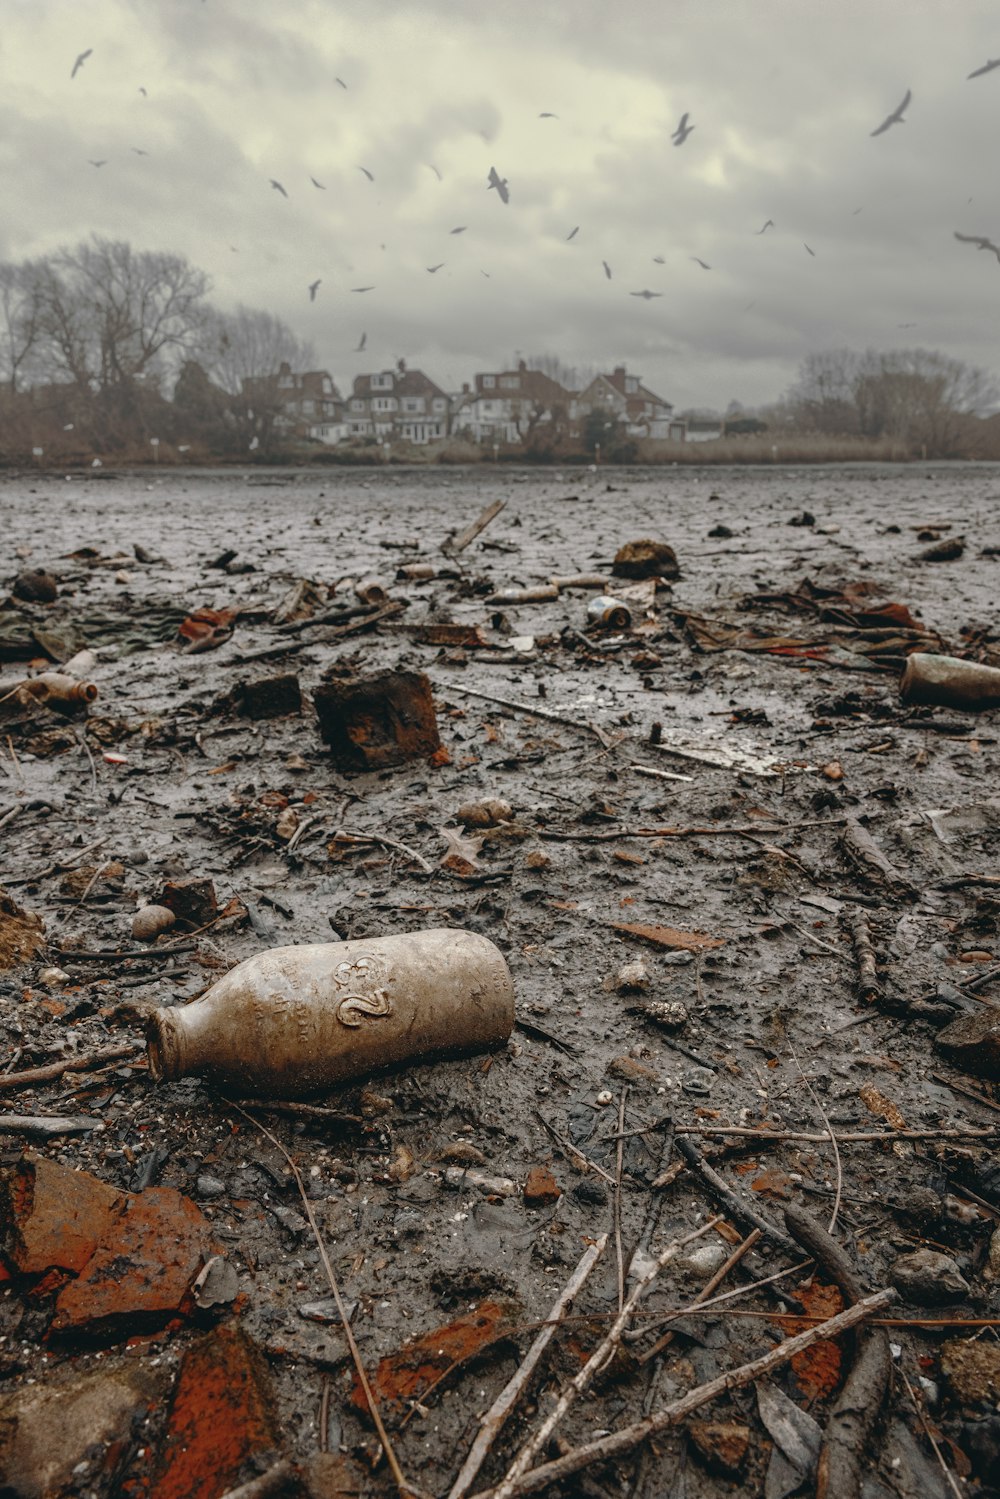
[2, 0, 1000, 411]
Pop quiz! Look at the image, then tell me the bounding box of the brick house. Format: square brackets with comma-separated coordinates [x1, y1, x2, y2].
[452, 361, 575, 445]
[347, 361, 450, 444]
[241, 361, 347, 440]
[574, 366, 685, 440]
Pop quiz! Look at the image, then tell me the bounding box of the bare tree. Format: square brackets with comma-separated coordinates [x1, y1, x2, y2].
[196, 305, 315, 447]
[0, 261, 46, 393]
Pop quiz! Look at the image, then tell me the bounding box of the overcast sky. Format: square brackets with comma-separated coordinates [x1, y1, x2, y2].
[2, 0, 1000, 410]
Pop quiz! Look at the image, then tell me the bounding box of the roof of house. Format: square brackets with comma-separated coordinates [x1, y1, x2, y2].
[352, 368, 448, 400]
[473, 364, 573, 405]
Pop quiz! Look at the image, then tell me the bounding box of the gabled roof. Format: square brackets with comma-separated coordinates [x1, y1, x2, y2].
[601, 367, 673, 411]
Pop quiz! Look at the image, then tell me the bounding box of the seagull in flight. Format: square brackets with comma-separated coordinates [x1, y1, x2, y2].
[803, 242, 816, 256]
[71, 49, 92, 79]
[335, 77, 348, 89]
[630, 289, 662, 299]
[566, 226, 579, 241]
[968, 58, 1000, 78]
[426, 164, 443, 180]
[310, 177, 326, 189]
[308, 280, 321, 301]
[602, 261, 612, 279]
[358, 166, 374, 182]
[690, 256, 710, 270]
[88, 159, 107, 167]
[450, 226, 467, 235]
[954, 230, 1000, 263]
[756, 219, 775, 234]
[487, 165, 509, 204]
[138, 86, 147, 97]
[355, 332, 367, 352]
[870, 89, 911, 136]
[653, 255, 666, 264]
[131, 147, 149, 155]
[539, 111, 558, 118]
[427, 263, 445, 273]
[672, 112, 695, 145]
[270, 179, 288, 197]
[351, 285, 375, 293]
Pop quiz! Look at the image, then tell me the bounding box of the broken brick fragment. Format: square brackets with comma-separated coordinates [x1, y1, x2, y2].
[313, 668, 441, 770]
[0, 1152, 122, 1276]
[158, 877, 218, 929]
[148, 1325, 285, 1499]
[523, 1165, 562, 1207]
[686, 1419, 750, 1479]
[350, 1301, 507, 1419]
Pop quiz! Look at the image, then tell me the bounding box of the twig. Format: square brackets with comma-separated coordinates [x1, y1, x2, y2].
[319, 1377, 331, 1454]
[0, 1043, 144, 1091]
[666, 1124, 995, 1143]
[231, 1104, 415, 1499]
[673, 1135, 799, 1255]
[614, 1086, 627, 1312]
[0, 1113, 104, 1137]
[898, 1367, 967, 1499]
[446, 1236, 608, 1499]
[435, 683, 612, 748]
[442, 497, 506, 555]
[789, 1043, 843, 1234]
[489, 1219, 721, 1499]
[469, 1289, 896, 1499]
[930, 1072, 1000, 1116]
[629, 764, 694, 785]
[234, 1099, 364, 1127]
[538, 818, 846, 844]
[630, 1257, 813, 1347]
[332, 827, 433, 874]
[217, 1461, 297, 1499]
[786, 921, 850, 964]
[637, 1228, 761, 1366]
[534, 1111, 619, 1187]
[76, 726, 99, 794]
[784, 1205, 892, 1499]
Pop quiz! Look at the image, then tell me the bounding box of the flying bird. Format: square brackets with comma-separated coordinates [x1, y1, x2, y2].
[968, 58, 1000, 78]
[355, 332, 367, 352]
[481, 270, 491, 278]
[450, 226, 467, 234]
[954, 230, 1000, 262]
[131, 147, 148, 155]
[427, 263, 445, 273]
[803, 242, 816, 256]
[88, 159, 107, 167]
[358, 166, 374, 181]
[335, 77, 348, 89]
[653, 255, 666, 264]
[539, 112, 558, 118]
[566, 226, 579, 241]
[71, 49, 92, 79]
[310, 177, 326, 189]
[870, 89, 911, 136]
[756, 219, 775, 234]
[426, 164, 442, 180]
[269, 179, 288, 197]
[690, 256, 710, 269]
[672, 112, 695, 145]
[630, 289, 662, 299]
[602, 261, 612, 279]
[308, 280, 321, 301]
[351, 285, 375, 293]
[487, 166, 509, 204]
[138, 87, 147, 97]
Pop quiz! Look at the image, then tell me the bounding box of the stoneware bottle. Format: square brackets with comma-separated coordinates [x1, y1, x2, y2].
[900, 652, 1000, 712]
[147, 927, 515, 1097]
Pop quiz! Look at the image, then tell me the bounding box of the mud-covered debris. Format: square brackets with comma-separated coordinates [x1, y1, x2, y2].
[612, 920, 725, 953]
[191, 1254, 239, 1309]
[147, 1325, 285, 1499]
[350, 1302, 509, 1419]
[935, 1006, 1000, 1079]
[486, 584, 560, 604]
[788, 510, 815, 527]
[917, 536, 965, 562]
[612, 538, 680, 580]
[13, 670, 98, 711]
[615, 959, 650, 993]
[11, 569, 58, 603]
[444, 1165, 516, 1195]
[939, 1339, 1000, 1405]
[158, 876, 218, 929]
[0, 888, 45, 969]
[456, 797, 512, 827]
[587, 595, 633, 629]
[523, 1165, 561, 1206]
[439, 825, 484, 874]
[900, 651, 1000, 711]
[0, 1362, 165, 1499]
[755, 1379, 821, 1493]
[235, 673, 303, 719]
[890, 1248, 971, 1304]
[645, 998, 690, 1029]
[608, 1055, 660, 1086]
[132, 903, 177, 942]
[313, 667, 441, 769]
[686, 1419, 750, 1479]
[708, 523, 734, 538]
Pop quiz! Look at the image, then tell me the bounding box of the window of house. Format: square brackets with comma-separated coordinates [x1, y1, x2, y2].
[482, 375, 496, 389]
[371, 373, 393, 391]
[433, 398, 445, 411]
[625, 378, 638, 394]
[402, 398, 422, 412]
[500, 375, 519, 389]
[351, 399, 364, 411]
[302, 400, 314, 415]
[372, 397, 396, 412]
[322, 378, 331, 394]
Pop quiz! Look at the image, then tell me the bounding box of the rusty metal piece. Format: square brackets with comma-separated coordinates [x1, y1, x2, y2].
[313, 668, 441, 769]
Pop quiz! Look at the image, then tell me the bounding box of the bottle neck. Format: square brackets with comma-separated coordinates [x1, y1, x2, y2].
[146, 1010, 183, 1081]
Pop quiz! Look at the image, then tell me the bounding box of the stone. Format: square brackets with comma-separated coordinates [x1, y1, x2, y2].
[148, 1326, 283, 1499]
[615, 960, 650, 993]
[645, 999, 689, 1030]
[611, 539, 680, 581]
[157, 876, 218, 929]
[891, 1249, 970, 1305]
[313, 668, 441, 770]
[132, 903, 177, 942]
[686, 1419, 750, 1479]
[0, 1152, 122, 1276]
[523, 1165, 561, 1207]
[0, 1363, 164, 1499]
[235, 673, 302, 720]
[0, 888, 45, 970]
[940, 1339, 1000, 1405]
[196, 1174, 226, 1199]
[935, 1007, 1000, 1080]
[11, 569, 58, 604]
[607, 1054, 660, 1085]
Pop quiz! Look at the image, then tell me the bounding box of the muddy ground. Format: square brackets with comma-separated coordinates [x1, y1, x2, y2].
[1, 462, 999, 1499]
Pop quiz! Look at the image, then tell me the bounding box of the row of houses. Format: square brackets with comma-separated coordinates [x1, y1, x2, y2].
[246, 359, 693, 447]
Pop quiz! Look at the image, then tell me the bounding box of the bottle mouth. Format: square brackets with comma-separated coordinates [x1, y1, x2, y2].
[146, 1010, 180, 1081]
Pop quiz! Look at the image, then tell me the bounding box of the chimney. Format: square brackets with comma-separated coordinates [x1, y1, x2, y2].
[518, 358, 527, 372]
[613, 365, 626, 380]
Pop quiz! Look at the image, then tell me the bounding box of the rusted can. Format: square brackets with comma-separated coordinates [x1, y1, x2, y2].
[147, 928, 515, 1096]
[900, 652, 1000, 711]
[587, 595, 633, 630]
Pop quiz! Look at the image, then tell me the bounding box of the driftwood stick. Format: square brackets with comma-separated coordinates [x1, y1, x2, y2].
[437, 683, 612, 748]
[538, 818, 846, 844]
[233, 1099, 364, 1127]
[469, 1289, 895, 1499]
[842, 906, 881, 1005]
[0, 1043, 144, 1091]
[0, 1113, 104, 1137]
[637, 1228, 762, 1366]
[667, 1125, 995, 1143]
[331, 827, 433, 874]
[446, 1236, 608, 1499]
[784, 1204, 893, 1499]
[442, 498, 506, 555]
[673, 1135, 799, 1256]
[490, 1219, 721, 1499]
